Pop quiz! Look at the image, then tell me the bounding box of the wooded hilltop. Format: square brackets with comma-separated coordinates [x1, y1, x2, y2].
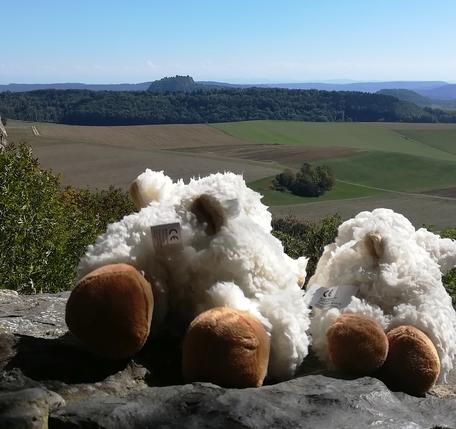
[1, 87, 456, 126]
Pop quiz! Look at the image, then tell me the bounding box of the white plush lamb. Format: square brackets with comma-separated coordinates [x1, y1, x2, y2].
[306, 208, 456, 395]
[66, 170, 310, 387]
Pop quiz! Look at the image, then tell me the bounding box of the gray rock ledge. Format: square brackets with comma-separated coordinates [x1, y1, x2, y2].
[1, 289, 456, 429]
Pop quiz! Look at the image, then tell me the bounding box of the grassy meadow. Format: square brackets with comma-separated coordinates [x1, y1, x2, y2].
[6, 119, 456, 228]
[212, 121, 456, 197]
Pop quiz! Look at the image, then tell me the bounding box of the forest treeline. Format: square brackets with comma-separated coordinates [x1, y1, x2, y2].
[1, 87, 456, 125]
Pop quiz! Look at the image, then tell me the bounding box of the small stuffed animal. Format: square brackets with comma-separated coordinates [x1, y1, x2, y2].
[66, 170, 310, 387]
[306, 208, 456, 395]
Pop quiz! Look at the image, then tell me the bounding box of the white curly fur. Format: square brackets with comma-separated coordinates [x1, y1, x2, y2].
[77, 170, 310, 381]
[307, 208, 456, 382]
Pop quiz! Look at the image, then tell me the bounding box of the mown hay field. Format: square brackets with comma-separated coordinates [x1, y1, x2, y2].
[6, 120, 281, 188]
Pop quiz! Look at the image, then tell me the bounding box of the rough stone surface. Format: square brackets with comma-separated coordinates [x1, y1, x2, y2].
[0, 290, 69, 338]
[1, 290, 456, 428]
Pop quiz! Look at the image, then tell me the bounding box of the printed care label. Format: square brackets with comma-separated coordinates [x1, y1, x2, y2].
[151, 222, 182, 249]
[308, 285, 359, 310]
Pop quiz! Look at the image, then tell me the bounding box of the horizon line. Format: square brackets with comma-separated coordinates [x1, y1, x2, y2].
[0, 78, 454, 86]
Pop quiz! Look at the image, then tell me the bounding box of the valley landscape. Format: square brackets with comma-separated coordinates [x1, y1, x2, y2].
[7, 117, 456, 229]
[3, 2, 456, 427]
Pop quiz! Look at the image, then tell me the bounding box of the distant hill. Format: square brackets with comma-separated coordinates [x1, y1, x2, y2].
[377, 88, 456, 110]
[0, 82, 152, 92]
[147, 75, 200, 92]
[258, 81, 447, 93]
[0, 77, 451, 94]
[377, 89, 432, 107]
[419, 84, 456, 100]
[147, 75, 232, 92]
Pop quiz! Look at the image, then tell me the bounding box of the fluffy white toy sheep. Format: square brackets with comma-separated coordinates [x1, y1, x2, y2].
[306, 208, 456, 395]
[66, 170, 310, 387]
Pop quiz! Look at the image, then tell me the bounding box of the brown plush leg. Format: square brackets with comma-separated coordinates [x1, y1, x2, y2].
[326, 314, 389, 375]
[382, 325, 440, 395]
[66, 263, 154, 359]
[182, 307, 270, 388]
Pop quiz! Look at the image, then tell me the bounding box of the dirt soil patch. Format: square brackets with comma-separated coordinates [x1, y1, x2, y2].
[34, 122, 252, 150]
[32, 143, 281, 190]
[423, 187, 456, 198]
[184, 144, 360, 168]
[270, 193, 456, 230]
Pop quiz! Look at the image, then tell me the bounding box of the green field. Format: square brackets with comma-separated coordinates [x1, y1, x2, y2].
[5, 119, 456, 228]
[392, 129, 456, 156]
[249, 176, 382, 206]
[213, 120, 456, 161]
[319, 151, 456, 191]
[211, 120, 456, 227]
[212, 120, 456, 193]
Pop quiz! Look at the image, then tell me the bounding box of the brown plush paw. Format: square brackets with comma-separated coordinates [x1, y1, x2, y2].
[382, 325, 440, 395]
[66, 263, 154, 359]
[327, 313, 389, 375]
[182, 307, 270, 388]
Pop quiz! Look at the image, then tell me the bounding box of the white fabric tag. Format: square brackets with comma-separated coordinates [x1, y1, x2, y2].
[151, 222, 182, 249]
[308, 285, 359, 310]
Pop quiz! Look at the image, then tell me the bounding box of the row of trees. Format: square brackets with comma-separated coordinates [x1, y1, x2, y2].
[273, 163, 335, 197]
[1, 88, 455, 126]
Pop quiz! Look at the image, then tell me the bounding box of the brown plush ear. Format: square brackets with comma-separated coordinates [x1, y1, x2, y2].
[364, 232, 384, 261]
[190, 194, 225, 235]
[129, 179, 147, 210]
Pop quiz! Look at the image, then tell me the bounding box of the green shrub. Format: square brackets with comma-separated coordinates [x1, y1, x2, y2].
[272, 214, 342, 281]
[271, 169, 295, 192]
[0, 144, 133, 293]
[441, 228, 456, 306]
[61, 185, 134, 235]
[272, 163, 335, 197]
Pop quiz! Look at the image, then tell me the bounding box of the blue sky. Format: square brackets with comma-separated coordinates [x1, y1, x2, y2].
[1, 0, 455, 84]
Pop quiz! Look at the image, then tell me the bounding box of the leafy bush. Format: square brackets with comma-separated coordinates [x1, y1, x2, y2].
[272, 169, 295, 191]
[272, 214, 342, 281]
[0, 144, 133, 293]
[272, 163, 335, 197]
[441, 228, 456, 306]
[61, 185, 134, 235]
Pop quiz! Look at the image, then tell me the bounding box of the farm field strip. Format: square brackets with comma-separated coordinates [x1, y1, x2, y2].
[6, 122, 282, 189]
[7, 120, 253, 150]
[391, 129, 456, 156]
[5, 119, 456, 229]
[212, 120, 456, 197]
[270, 193, 456, 230]
[213, 120, 456, 161]
[336, 179, 456, 201]
[176, 143, 360, 168]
